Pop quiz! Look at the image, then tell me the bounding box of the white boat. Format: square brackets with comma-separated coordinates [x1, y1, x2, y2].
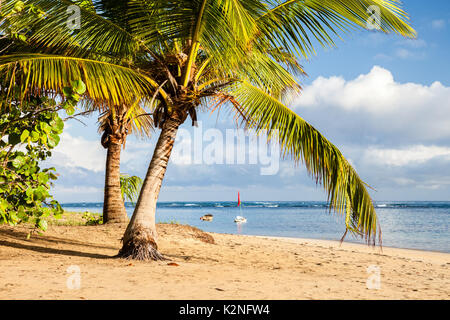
[234, 215, 247, 223]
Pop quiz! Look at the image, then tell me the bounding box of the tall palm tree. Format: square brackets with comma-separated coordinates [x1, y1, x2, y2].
[0, 0, 416, 260]
[98, 103, 152, 223]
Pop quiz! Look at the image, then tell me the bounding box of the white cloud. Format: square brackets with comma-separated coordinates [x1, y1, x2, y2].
[121, 139, 154, 171]
[431, 19, 446, 29]
[53, 186, 103, 194]
[291, 67, 450, 194]
[294, 66, 450, 142]
[363, 145, 450, 167]
[51, 185, 104, 203]
[395, 48, 411, 59]
[49, 132, 106, 172]
[396, 38, 427, 48]
[373, 53, 392, 61]
[395, 48, 425, 60]
[295, 66, 448, 114]
[373, 39, 427, 61]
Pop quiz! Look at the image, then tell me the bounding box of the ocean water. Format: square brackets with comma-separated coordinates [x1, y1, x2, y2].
[61, 201, 450, 253]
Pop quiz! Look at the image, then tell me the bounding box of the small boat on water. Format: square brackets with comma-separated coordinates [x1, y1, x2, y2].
[234, 192, 247, 223]
[200, 214, 213, 221]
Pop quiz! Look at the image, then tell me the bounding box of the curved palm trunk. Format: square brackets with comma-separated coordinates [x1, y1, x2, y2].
[118, 115, 183, 260]
[102, 140, 128, 223]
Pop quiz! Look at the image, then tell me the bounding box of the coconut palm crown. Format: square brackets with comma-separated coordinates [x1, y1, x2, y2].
[0, 0, 416, 259]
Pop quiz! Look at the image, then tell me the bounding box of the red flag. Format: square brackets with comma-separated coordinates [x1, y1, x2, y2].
[237, 191, 241, 207]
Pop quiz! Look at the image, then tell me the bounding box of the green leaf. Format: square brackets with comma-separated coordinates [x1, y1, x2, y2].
[12, 156, 25, 168]
[37, 172, 49, 185]
[39, 134, 47, 145]
[48, 172, 58, 180]
[72, 80, 87, 95]
[71, 93, 80, 102]
[0, 199, 8, 212]
[65, 106, 75, 116]
[40, 122, 51, 134]
[31, 131, 40, 142]
[37, 219, 48, 231]
[17, 206, 27, 220]
[51, 118, 64, 132]
[41, 207, 52, 218]
[20, 130, 30, 142]
[9, 212, 19, 223]
[25, 188, 34, 198]
[0, 91, 63, 230]
[14, 1, 25, 13]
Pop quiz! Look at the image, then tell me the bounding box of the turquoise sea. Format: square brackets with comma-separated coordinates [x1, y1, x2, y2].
[61, 201, 450, 253]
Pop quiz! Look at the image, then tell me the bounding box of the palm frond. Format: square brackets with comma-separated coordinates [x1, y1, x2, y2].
[73, 0, 95, 12]
[216, 0, 261, 43]
[256, 0, 416, 58]
[120, 173, 143, 204]
[127, 0, 251, 76]
[98, 102, 153, 143]
[225, 80, 380, 244]
[0, 0, 140, 59]
[0, 53, 160, 107]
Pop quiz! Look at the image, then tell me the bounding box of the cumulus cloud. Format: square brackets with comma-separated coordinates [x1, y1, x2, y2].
[363, 145, 450, 167]
[395, 48, 426, 60]
[431, 19, 446, 29]
[48, 132, 106, 172]
[292, 66, 450, 196]
[51, 185, 104, 203]
[294, 66, 450, 144]
[295, 66, 447, 113]
[396, 38, 427, 48]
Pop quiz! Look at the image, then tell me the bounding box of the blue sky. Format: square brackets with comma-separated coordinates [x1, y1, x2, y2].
[48, 0, 450, 203]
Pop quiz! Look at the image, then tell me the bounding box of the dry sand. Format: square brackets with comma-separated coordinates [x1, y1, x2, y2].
[0, 223, 449, 300]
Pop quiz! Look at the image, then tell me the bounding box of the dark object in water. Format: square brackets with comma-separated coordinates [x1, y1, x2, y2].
[200, 214, 213, 221]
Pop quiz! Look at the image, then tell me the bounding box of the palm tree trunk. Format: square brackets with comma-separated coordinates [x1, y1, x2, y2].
[118, 115, 184, 260]
[103, 140, 128, 223]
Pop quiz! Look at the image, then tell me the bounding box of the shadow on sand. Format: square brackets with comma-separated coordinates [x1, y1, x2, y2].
[0, 228, 115, 259]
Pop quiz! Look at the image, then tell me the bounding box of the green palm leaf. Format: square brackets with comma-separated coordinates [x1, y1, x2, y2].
[226, 80, 379, 244]
[0, 0, 140, 59]
[0, 53, 160, 107]
[98, 101, 153, 143]
[120, 174, 143, 204]
[256, 0, 417, 58]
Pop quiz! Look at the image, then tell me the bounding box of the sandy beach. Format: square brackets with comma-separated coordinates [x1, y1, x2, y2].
[0, 222, 448, 300]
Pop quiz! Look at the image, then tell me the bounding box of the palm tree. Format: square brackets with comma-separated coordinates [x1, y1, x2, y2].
[0, 0, 154, 223]
[0, 0, 415, 260]
[98, 104, 151, 223]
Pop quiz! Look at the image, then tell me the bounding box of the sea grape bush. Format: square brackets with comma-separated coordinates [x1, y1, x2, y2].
[0, 93, 64, 231]
[0, 1, 88, 233]
[0, 81, 86, 233]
